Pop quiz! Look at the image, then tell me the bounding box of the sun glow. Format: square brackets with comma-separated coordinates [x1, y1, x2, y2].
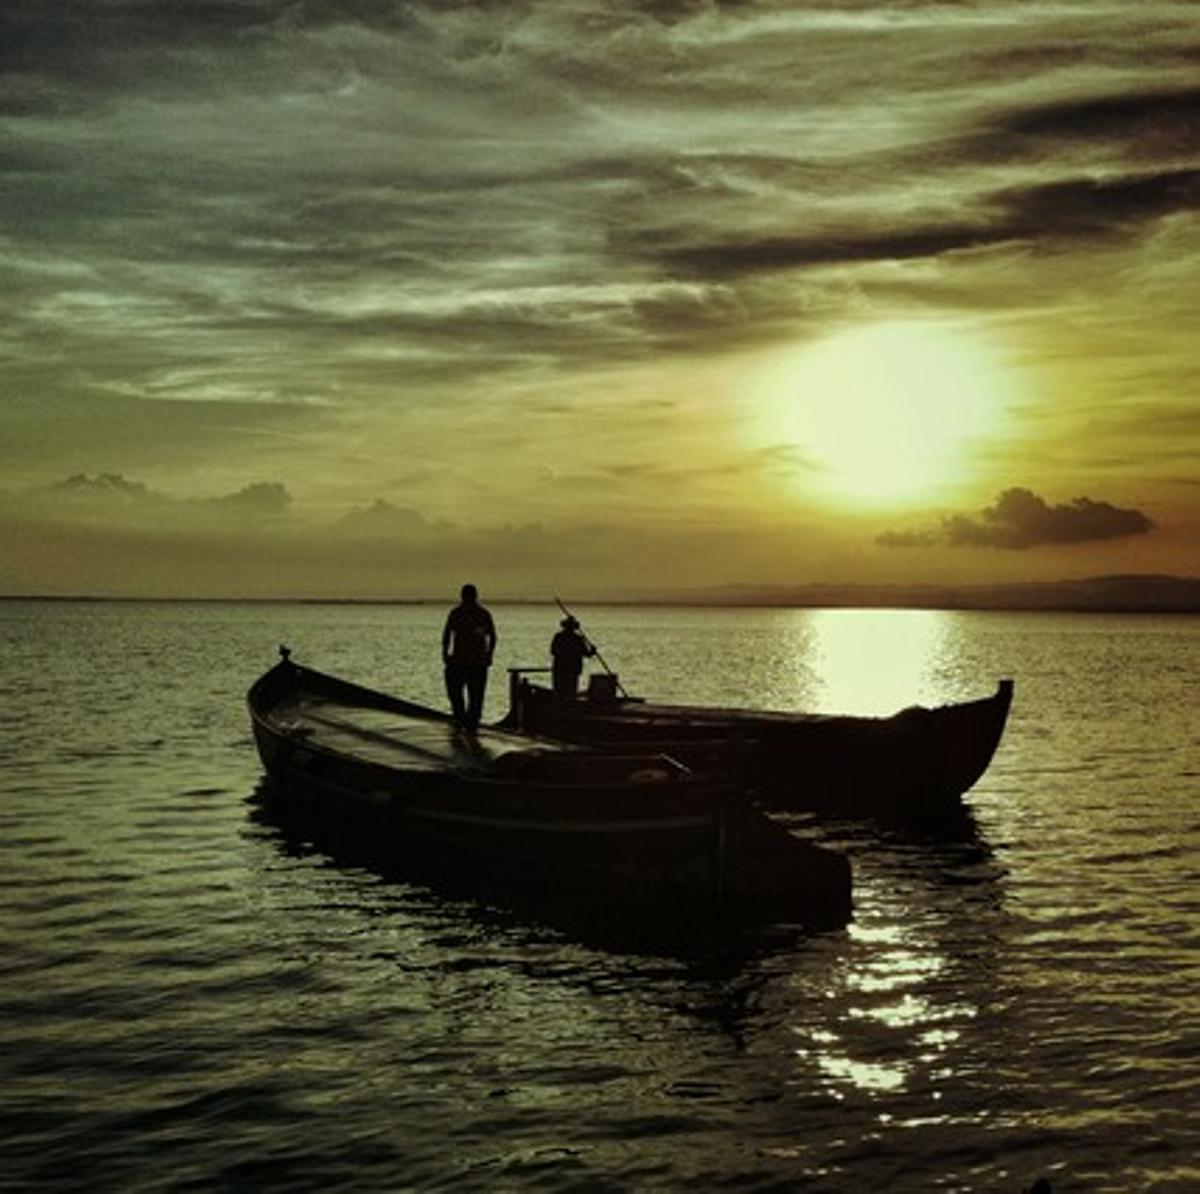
[755, 321, 1017, 507]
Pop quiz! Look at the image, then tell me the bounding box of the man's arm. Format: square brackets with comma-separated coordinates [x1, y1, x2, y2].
[442, 612, 454, 663]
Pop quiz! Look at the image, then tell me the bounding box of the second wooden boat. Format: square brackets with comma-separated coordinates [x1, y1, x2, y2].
[502, 670, 1013, 816]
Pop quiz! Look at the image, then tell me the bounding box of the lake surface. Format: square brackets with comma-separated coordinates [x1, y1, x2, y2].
[1, 600, 1197, 1191]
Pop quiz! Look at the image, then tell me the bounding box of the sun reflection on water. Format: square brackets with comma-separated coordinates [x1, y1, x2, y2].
[806, 608, 954, 714]
[790, 894, 988, 1103]
[849, 992, 933, 1027]
[818, 1054, 909, 1093]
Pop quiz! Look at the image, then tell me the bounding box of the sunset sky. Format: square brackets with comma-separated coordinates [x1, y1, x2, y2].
[2, 1, 1197, 599]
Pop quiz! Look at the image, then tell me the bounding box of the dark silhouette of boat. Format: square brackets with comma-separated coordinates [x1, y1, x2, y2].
[247, 649, 852, 929]
[502, 670, 1013, 816]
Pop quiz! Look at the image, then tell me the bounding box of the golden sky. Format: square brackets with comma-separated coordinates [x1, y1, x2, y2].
[1, 1, 1197, 598]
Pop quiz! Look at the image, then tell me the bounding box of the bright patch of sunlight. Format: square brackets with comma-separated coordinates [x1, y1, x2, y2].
[807, 608, 951, 714]
[815, 1052, 909, 1093]
[849, 993, 934, 1028]
[753, 319, 1017, 507]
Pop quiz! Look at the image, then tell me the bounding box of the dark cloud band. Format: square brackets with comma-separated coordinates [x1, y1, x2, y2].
[878, 487, 1155, 551]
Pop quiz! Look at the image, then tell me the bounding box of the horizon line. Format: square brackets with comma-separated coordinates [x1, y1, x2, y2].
[2, 572, 1199, 614]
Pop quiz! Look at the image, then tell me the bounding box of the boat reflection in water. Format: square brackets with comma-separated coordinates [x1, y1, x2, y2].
[247, 649, 853, 948]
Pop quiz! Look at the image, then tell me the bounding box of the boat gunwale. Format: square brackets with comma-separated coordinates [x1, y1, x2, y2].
[507, 677, 1014, 731]
[248, 657, 734, 802]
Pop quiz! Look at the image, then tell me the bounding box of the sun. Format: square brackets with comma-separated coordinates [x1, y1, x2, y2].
[754, 320, 1017, 507]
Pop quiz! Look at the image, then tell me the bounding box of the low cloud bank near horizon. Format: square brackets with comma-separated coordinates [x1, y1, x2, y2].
[877, 487, 1155, 550]
[0, 472, 831, 597]
[39, 473, 295, 522]
[3, 473, 1190, 601]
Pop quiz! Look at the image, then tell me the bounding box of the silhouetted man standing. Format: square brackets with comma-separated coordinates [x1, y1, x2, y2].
[550, 615, 594, 698]
[442, 583, 497, 729]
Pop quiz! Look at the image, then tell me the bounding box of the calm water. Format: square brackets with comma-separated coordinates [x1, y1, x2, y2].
[1, 600, 1197, 1191]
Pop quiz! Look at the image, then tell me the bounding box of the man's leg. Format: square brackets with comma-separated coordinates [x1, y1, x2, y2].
[444, 663, 467, 724]
[552, 665, 569, 699]
[465, 665, 487, 729]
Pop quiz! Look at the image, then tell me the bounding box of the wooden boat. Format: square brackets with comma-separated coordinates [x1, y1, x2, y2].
[502, 670, 1014, 816]
[247, 649, 852, 929]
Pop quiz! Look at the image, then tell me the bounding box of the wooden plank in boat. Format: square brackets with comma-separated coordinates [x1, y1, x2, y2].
[274, 696, 576, 773]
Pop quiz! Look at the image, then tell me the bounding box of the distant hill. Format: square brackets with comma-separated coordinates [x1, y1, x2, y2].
[654, 574, 1200, 613]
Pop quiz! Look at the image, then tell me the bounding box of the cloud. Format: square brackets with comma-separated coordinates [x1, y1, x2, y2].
[613, 72, 1200, 286]
[972, 85, 1200, 161]
[994, 169, 1199, 242]
[627, 167, 1200, 281]
[877, 487, 1155, 550]
[338, 498, 447, 536]
[205, 481, 292, 515]
[18, 473, 295, 527]
[52, 473, 155, 502]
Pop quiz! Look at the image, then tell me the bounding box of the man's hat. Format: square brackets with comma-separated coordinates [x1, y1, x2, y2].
[561, 616, 579, 628]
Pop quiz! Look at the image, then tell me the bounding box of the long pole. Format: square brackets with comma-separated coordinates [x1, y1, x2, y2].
[553, 595, 629, 698]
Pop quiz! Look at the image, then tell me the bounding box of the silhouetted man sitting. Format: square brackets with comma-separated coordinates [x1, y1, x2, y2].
[442, 583, 497, 730]
[550, 615, 594, 699]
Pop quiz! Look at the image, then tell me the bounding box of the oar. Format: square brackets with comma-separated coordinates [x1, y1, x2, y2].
[554, 595, 629, 698]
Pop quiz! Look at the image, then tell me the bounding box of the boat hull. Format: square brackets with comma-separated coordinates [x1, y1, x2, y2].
[504, 677, 1014, 816]
[248, 656, 852, 929]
